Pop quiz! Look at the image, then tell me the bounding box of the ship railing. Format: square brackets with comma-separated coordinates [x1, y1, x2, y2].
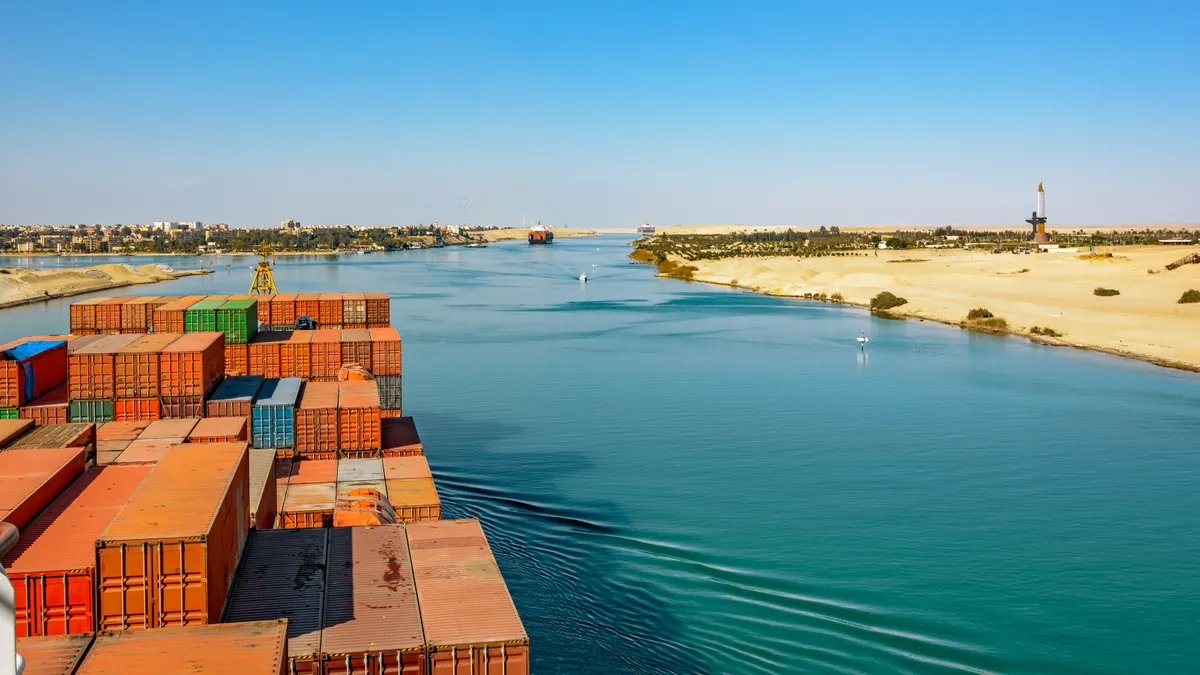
[0, 522, 23, 675]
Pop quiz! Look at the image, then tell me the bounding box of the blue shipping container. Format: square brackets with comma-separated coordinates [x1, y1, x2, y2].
[209, 375, 264, 406]
[252, 377, 302, 448]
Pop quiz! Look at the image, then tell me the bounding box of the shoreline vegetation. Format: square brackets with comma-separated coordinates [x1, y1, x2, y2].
[0, 264, 212, 309]
[631, 228, 1200, 373]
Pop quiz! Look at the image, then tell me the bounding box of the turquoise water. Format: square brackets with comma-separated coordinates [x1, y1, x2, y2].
[4, 239, 1199, 674]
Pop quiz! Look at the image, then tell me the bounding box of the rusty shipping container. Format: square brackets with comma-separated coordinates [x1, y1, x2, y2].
[309, 330, 341, 381]
[0, 337, 70, 408]
[114, 333, 179, 398]
[68, 334, 140, 400]
[207, 375, 263, 418]
[365, 292, 390, 327]
[223, 528, 326, 673]
[74, 620, 289, 675]
[339, 328, 372, 368]
[269, 293, 297, 329]
[140, 417, 199, 439]
[295, 293, 321, 323]
[95, 298, 130, 333]
[368, 327, 402, 376]
[320, 525, 426, 675]
[96, 421, 148, 451]
[3, 465, 152, 637]
[224, 342, 248, 377]
[119, 296, 158, 334]
[408, 519, 530, 675]
[338, 380, 381, 452]
[0, 418, 35, 446]
[0, 447, 86, 530]
[317, 292, 343, 327]
[20, 383, 69, 426]
[6, 423, 95, 454]
[159, 331, 225, 397]
[280, 330, 313, 379]
[151, 295, 205, 334]
[341, 292, 367, 328]
[16, 633, 93, 675]
[161, 395, 205, 419]
[188, 416, 249, 444]
[95, 442, 249, 630]
[112, 397, 162, 422]
[249, 448, 277, 530]
[69, 297, 109, 334]
[112, 439, 179, 464]
[295, 381, 338, 457]
[278, 482, 335, 529]
[381, 417, 423, 457]
[249, 331, 288, 378]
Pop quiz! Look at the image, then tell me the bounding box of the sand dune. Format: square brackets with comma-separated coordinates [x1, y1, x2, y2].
[682, 246, 1200, 371]
[0, 263, 210, 307]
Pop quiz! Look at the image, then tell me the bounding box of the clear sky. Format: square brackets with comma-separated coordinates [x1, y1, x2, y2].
[2, 1, 1197, 228]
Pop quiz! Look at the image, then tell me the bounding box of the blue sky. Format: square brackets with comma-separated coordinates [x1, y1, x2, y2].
[1, 1, 1197, 228]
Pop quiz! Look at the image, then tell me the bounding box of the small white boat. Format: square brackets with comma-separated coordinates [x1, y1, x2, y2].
[857, 331, 869, 349]
[579, 272, 588, 282]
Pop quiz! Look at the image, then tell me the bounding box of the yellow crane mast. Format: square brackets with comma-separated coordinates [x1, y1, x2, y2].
[249, 243, 278, 294]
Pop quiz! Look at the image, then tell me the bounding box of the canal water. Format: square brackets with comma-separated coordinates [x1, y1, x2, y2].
[4, 238, 1198, 674]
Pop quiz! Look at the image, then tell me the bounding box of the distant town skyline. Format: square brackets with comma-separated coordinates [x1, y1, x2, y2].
[1, 2, 1197, 228]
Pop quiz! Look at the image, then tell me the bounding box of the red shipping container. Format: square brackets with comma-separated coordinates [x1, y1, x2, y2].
[317, 293, 343, 327]
[3, 465, 152, 637]
[340, 292, 367, 328]
[19, 383, 69, 426]
[337, 380, 381, 452]
[113, 398, 162, 422]
[269, 293, 297, 327]
[96, 442, 249, 630]
[161, 395, 205, 419]
[95, 298, 129, 333]
[295, 381, 338, 456]
[295, 293, 321, 323]
[225, 343, 249, 377]
[187, 416, 249, 444]
[114, 333, 179, 399]
[365, 291, 389, 327]
[339, 328, 371, 368]
[0, 447, 86, 530]
[248, 331, 288, 378]
[280, 330, 313, 378]
[68, 334, 141, 400]
[309, 330, 341, 381]
[152, 295, 206, 334]
[381, 417, 423, 457]
[119, 297, 158, 334]
[160, 332, 225, 397]
[368, 327, 402, 376]
[69, 297, 110, 334]
[0, 336, 70, 408]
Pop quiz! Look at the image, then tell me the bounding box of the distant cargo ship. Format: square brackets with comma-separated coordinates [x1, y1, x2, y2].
[528, 225, 553, 244]
[638, 224, 656, 235]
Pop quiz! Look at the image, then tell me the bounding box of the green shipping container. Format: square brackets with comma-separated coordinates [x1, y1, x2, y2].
[185, 299, 226, 333]
[216, 299, 259, 344]
[68, 399, 114, 423]
[0, 408, 19, 419]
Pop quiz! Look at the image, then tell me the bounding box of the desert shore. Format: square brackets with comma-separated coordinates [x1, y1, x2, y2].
[0, 263, 212, 309]
[478, 227, 599, 242]
[676, 246, 1200, 371]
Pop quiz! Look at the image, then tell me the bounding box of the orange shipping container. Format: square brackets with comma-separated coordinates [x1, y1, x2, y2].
[16, 633, 93, 675]
[295, 381, 338, 456]
[407, 519, 529, 675]
[249, 331, 288, 378]
[382, 455, 432, 481]
[386, 478, 441, 522]
[381, 417, 423, 457]
[339, 328, 371, 368]
[318, 292, 343, 327]
[3, 465, 152, 637]
[160, 332, 225, 397]
[337, 380, 381, 452]
[152, 295, 206, 334]
[0, 418, 35, 446]
[20, 383, 68, 426]
[280, 330, 313, 379]
[6, 423, 95, 453]
[341, 292, 367, 328]
[249, 448, 277, 530]
[96, 442, 249, 630]
[368, 327, 402, 375]
[114, 333, 179, 398]
[309, 330, 342, 381]
[188, 416, 249, 443]
[278, 482, 335, 529]
[225, 342, 249, 376]
[365, 292, 390, 327]
[95, 298, 130, 333]
[113, 438, 179, 464]
[269, 293, 297, 327]
[68, 334, 141, 400]
[295, 293, 321, 323]
[74, 620, 289, 675]
[319, 525, 426, 675]
[0, 447, 86, 530]
[96, 421, 148, 451]
[140, 417, 199, 439]
[119, 296, 158, 333]
[288, 459, 337, 485]
[112, 397, 161, 422]
[69, 297, 110, 334]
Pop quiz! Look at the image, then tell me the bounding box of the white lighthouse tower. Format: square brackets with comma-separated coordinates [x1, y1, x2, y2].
[1027, 183, 1050, 243]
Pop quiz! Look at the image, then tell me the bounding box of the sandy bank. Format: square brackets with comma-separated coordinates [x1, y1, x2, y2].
[0, 263, 212, 309]
[660, 223, 1200, 235]
[478, 228, 599, 242]
[674, 246, 1200, 371]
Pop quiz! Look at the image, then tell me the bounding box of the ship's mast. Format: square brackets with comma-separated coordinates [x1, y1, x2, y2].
[249, 242, 278, 294]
